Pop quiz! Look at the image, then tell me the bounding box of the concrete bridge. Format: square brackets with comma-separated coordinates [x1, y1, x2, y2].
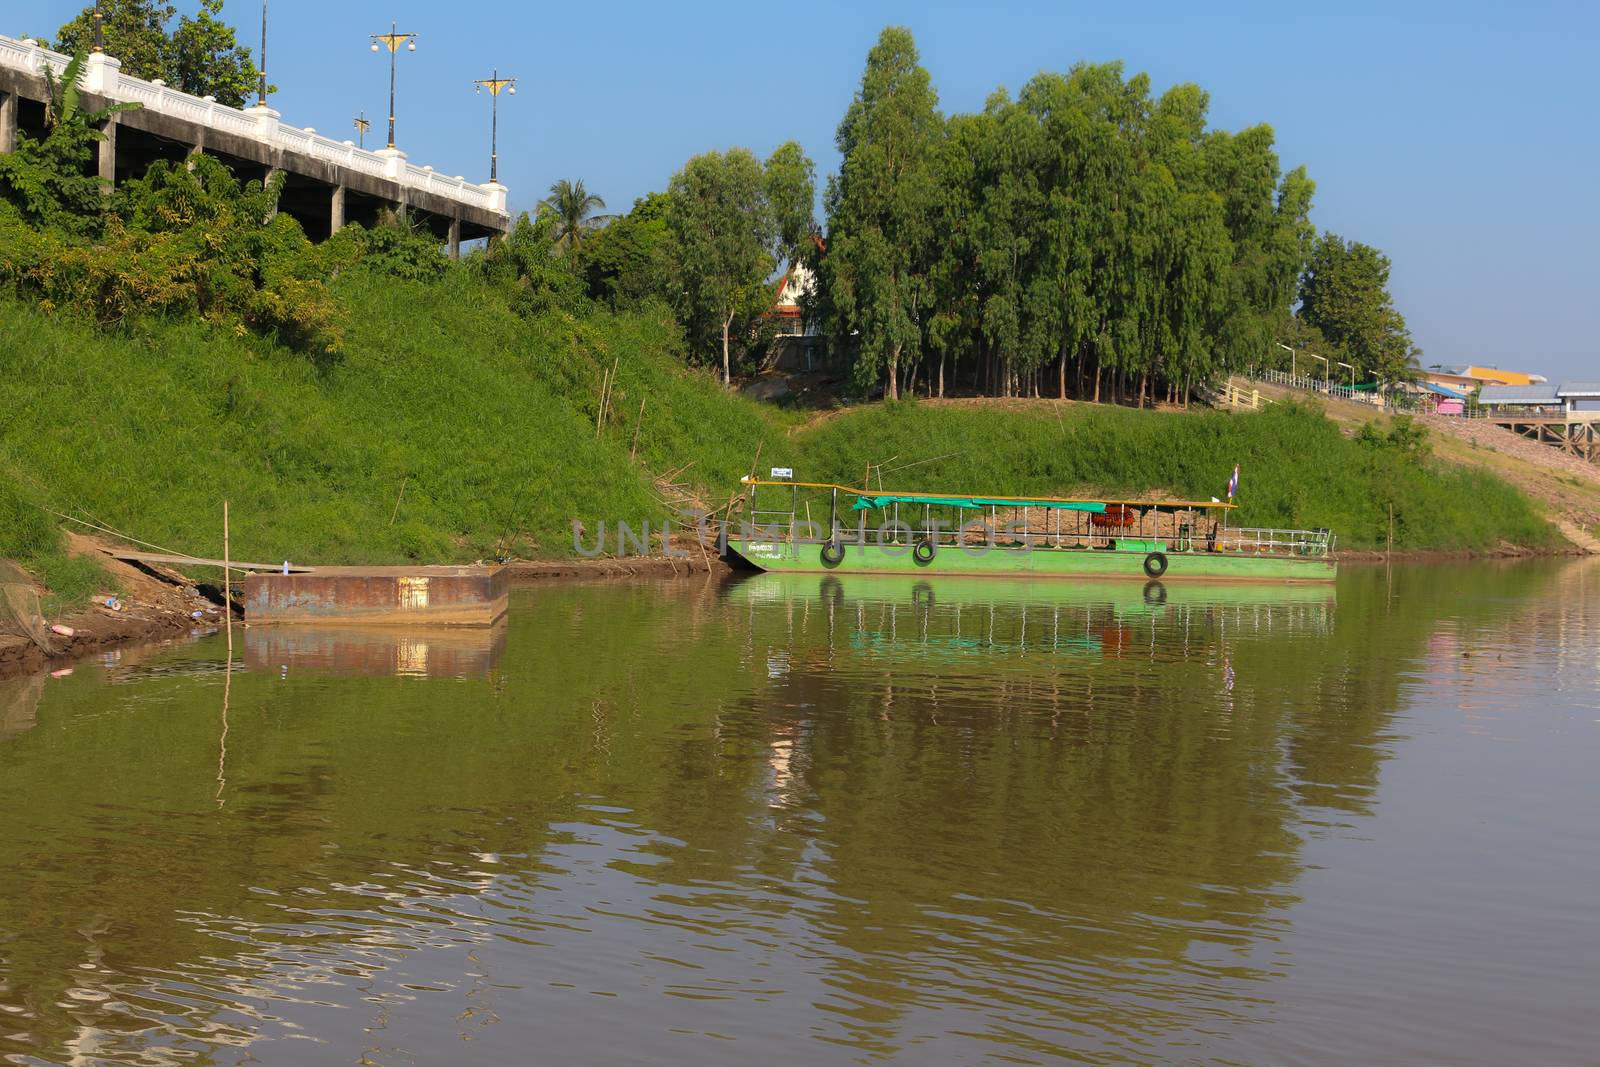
[0, 35, 510, 253]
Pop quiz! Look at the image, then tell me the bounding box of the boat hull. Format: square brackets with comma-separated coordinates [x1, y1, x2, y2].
[725, 539, 1335, 583]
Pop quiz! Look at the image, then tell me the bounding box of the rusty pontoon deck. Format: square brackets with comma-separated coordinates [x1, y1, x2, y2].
[240, 566, 508, 627]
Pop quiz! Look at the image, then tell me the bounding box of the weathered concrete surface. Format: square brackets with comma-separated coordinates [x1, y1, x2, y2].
[241, 566, 509, 627]
[0, 89, 16, 153]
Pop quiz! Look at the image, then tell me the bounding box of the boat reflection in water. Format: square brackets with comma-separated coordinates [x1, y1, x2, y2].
[726, 572, 1335, 663]
[243, 621, 507, 679]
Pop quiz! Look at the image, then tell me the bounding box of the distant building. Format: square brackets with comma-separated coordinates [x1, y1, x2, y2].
[759, 240, 824, 374]
[765, 259, 815, 338]
[1478, 382, 1600, 417]
[1422, 364, 1547, 394]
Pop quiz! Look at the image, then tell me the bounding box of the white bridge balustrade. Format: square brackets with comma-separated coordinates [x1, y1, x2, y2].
[0, 35, 509, 251]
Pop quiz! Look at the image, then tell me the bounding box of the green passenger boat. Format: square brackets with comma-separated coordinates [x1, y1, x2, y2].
[723, 477, 1337, 584]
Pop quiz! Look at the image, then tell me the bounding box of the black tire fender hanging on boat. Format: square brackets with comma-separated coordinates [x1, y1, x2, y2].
[913, 539, 937, 564]
[821, 539, 846, 565]
[1143, 551, 1169, 578]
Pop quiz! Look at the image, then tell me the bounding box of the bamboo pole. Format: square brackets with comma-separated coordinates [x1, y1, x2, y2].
[595, 364, 612, 436]
[630, 398, 646, 460]
[223, 500, 233, 657]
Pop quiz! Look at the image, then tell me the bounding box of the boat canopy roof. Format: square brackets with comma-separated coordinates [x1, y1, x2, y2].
[852, 494, 1106, 513]
[741, 478, 1236, 512]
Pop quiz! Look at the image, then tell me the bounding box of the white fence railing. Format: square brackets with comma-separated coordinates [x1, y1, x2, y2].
[0, 35, 507, 217]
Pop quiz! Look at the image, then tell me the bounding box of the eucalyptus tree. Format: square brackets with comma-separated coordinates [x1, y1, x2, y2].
[1199, 122, 1316, 384]
[818, 27, 944, 399]
[818, 33, 1325, 403]
[666, 141, 815, 384]
[762, 140, 817, 266]
[924, 110, 985, 397]
[966, 91, 1054, 397]
[1298, 234, 1419, 381]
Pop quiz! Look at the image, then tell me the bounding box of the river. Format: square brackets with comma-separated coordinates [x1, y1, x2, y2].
[0, 561, 1596, 1065]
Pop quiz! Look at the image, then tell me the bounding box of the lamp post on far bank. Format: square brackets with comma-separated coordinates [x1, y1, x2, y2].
[369, 21, 417, 151]
[1308, 352, 1329, 390]
[1275, 341, 1296, 379]
[473, 70, 516, 183]
[353, 112, 371, 149]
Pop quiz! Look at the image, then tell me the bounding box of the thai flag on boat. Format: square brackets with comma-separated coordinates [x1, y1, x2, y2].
[1226, 464, 1240, 501]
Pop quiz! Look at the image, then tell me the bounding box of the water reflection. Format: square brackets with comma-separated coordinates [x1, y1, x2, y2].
[0, 671, 42, 740]
[0, 563, 1594, 1064]
[243, 622, 508, 679]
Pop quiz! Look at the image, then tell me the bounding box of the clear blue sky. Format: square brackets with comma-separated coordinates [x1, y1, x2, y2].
[23, 0, 1600, 378]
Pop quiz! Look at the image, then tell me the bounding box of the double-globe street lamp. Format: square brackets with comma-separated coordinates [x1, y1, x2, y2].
[473, 70, 516, 183]
[370, 22, 418, 151]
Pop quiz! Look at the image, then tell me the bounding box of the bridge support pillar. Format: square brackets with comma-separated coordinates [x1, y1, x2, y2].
[448, 216, 461, 260]
[264, 166, 280, 220]
[97, 116, 118, 191]
[0, 91, 15, 154]
[330, 185, 346, 234]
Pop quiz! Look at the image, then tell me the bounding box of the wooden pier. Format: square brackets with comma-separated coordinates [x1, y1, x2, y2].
[1487, 415, 1600, 464]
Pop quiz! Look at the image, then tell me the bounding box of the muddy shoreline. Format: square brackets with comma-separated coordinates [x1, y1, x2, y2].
[1, 555, 734, 682]
[0, 609, 221, 681]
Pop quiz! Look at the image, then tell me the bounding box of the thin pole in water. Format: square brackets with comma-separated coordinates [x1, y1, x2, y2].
[222, 500, 233, 657]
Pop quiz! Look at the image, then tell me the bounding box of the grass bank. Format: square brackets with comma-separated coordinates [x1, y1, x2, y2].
[0, 274, 1562, 606]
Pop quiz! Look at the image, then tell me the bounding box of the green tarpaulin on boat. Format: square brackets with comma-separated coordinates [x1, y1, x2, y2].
[851, 494, 1107, 513]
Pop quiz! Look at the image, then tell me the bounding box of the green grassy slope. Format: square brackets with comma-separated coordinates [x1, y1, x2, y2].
[0, 271, 788, 586]
[0, 273, 1560, 603]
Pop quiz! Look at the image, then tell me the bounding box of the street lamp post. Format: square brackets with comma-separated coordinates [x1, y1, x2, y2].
[1275, 341, 1296, 379]
[353, 112, 371, 149]
[1308, 352, 1329, 389]
[92, 0, 104, 53]
[1337, 361, 1355, 389]
[256, 0, 268, 107]
[369, 21, 418, 151]
[473, 70, 517, 183]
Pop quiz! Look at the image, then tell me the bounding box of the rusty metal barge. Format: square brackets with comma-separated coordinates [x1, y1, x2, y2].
[240, 566, 508, 627]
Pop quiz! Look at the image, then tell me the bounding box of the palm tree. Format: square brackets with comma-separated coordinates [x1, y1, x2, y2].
[541, 178, 605, 256]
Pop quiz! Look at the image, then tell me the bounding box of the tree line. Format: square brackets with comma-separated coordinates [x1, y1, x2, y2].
[572, 27, 1418, 401]
[10, 9, 1419, 401]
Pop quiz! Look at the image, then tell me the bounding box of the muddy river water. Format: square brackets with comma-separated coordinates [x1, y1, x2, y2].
[0, 561, 1596, 1064]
